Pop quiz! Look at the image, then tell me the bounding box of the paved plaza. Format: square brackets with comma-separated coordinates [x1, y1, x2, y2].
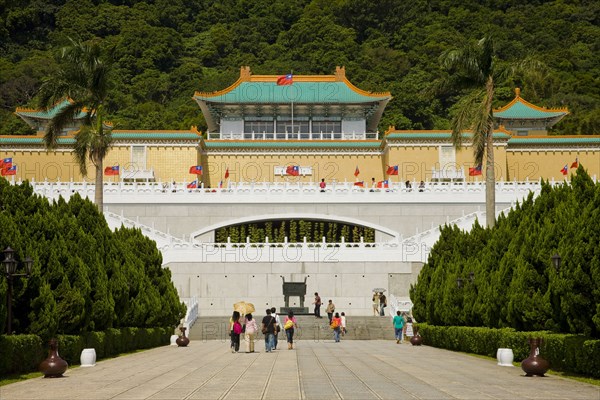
[1, 340, 599, 400]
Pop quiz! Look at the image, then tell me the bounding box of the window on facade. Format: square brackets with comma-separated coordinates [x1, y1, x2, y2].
[276, 120, 309, 134]
[131, 146, 146, 170]
[244, 121, 274, 134]
[312, 121, 341, 133]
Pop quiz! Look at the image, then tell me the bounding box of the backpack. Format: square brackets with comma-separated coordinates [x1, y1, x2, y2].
[330, 320, 339, 329]
[233, 321, 242, 335]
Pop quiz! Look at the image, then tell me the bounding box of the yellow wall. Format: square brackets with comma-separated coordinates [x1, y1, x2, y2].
[2, 142, 599, 184]
[507, 150, 600, 181]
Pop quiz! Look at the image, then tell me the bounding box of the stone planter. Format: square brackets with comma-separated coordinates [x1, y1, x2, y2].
[496, 348, 514, 367]
[39, 338, 68, 378]
[410, 327, 423, 346]
[521, 338, 549, 377]
[80, 348, 96, 367]
[170, 334, 179, 346]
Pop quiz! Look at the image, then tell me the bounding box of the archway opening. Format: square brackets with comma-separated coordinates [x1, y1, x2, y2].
[215, 219, 375, 243]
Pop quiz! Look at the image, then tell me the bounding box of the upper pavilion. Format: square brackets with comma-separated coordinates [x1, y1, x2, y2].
[193, 66, 392, 140]
[494, 88, 569, 136]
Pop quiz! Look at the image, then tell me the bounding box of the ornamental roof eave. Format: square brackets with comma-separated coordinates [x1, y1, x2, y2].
[383, 128, 512, 142]
[203, 139, 383, 150]
[493, 88, 569, 122]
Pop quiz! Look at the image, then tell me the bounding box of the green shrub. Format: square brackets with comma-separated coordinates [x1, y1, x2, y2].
[417, 324, 600, 378]
[0, 335, 44, 375]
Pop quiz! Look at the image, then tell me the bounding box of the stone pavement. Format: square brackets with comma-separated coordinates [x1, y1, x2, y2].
[1, 340, 599, 400]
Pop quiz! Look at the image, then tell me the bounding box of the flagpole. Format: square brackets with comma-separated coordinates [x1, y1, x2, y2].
[290, 70, 294, 138]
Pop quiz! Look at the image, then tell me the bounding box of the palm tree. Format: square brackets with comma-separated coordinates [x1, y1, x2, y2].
[39, 38, 113, 211]
[441, 35, 536, 228]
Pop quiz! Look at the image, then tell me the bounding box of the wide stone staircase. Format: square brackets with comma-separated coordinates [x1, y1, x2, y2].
[187, 315, 396, 341]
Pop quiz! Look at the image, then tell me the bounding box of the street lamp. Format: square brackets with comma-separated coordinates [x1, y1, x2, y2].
[551, 253, 561, 273]
[2, 247, 33, 335]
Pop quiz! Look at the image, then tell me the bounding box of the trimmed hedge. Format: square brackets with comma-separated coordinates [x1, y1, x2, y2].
[417, 324, 600, 378]
[0, 327, 170, 377]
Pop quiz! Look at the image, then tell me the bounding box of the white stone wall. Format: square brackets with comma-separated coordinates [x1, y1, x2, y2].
[167, 260, 423, 316]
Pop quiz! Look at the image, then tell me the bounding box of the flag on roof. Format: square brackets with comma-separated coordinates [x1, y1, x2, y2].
[0, 157, 13, 168]
[187, 180, 197, 189]
[1, 165, 16, 176]
[189, 165, 203, 175]
[376, 180, 389, 189]
[469, 165, 482, 176]
[354, 166, 360, 177]
[277, 73, 293, 86]
[354, 181, 364, 187]
[224, 167, 229, 179]
[386, 165, 398, 175]
[570, 158, 578, 169]
[286, 165, 300, 176]
[560, 164, 568, 176]
[104, 166, 119, 176]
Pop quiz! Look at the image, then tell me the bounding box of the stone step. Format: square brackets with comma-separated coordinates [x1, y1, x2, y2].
[188, 315, 397, 341]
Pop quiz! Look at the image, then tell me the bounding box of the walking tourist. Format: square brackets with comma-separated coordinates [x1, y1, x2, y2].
[393, 311, 405, 344]
[340, 312, 347, 336]
[372, 292, 380, 316]
[404, 315, 414, 343]
[326, 299, 335, 324]
[313, 292, 322, 318]
[270, 307, 281, 350]
[262, 309, 276, 352]
[379, 292, 387, 316]
[230, 311, 242, 353]
[284, 310, 298, 349]
[320, 178, 326, 192]
[244, 313, 258, 353]
[331, 312, 342, 342]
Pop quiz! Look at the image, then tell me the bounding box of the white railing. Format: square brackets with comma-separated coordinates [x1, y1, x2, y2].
[24, 178, 556, 201]
[180, 297, 198, 329]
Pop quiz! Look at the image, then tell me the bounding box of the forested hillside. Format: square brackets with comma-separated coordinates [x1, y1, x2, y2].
[1, 0, 598, 135]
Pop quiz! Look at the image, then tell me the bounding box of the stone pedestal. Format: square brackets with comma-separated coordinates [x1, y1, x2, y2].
[280, 307, 309, 315]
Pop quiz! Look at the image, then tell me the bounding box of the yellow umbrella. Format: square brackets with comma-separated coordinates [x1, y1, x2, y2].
[233, 301, 255, 315]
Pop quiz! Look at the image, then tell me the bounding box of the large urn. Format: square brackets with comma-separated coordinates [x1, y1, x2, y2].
[39, 338, 68, 378]
[410, 327, 423, 346]
[521, 338, 549, 377]
[176, 327, 190, 347]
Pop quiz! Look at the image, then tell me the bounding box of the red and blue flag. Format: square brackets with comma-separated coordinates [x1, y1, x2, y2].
[469, 165, 482, 176]
[1, 165, 16, 176]
[187, 180, 197, 189]
[386, 165, 398, 175]
[104, 166, 119, 176]
[277, 74, 293, 86]
[189, 165, 203, 175]
[286, 165, 300, 176]
[560, 164, 568, 175]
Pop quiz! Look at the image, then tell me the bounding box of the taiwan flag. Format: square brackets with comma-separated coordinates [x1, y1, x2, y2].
[1, 165, 16, 176]
[0, 157, 13, 168]
[469, 165, 482, 176]
[187, 180, 197, 189]
[570, 158, 579, 169]
[354, 166, 360, 177]
[224, 167, 230, 179]
[377, 180, 389, 189]
[189, 165, 203, 175]
[286, 165, 300, 176]
[218, 180, 223, 188]
[560, 164, 568, 175]
[386, 165, 398, 175]
[354, 181, 365, 187]
[104, 166, 119, 176]
[277, 73, 293, 86]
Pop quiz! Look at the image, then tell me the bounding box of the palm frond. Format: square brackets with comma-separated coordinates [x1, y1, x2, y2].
[450, 89, 485, 149]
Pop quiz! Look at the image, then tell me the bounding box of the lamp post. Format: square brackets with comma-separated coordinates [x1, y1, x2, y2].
[551, 253, 561, 273]
[2, 247, 33, 335]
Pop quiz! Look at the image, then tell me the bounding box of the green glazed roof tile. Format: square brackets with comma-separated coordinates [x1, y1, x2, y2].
[509, 137, 600, 144]
[386, 132, 511, 140]
[495, 101, 567, 119]
[195, 82, 390, 104]
[15, 100, 87, 120]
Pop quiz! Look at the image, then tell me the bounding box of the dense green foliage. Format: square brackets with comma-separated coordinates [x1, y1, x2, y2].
[410, 166, 600, 338]
[1, 0, 599, 135]
[0, 178, 186, 338]
[0, 327, 170, 376]
[215, 219, 375, 243]
[417, 323, 600, 378]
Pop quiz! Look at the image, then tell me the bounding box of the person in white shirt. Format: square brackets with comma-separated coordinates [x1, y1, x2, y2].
[270, 307, 281, 350]
[340, 312, 347, 336]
